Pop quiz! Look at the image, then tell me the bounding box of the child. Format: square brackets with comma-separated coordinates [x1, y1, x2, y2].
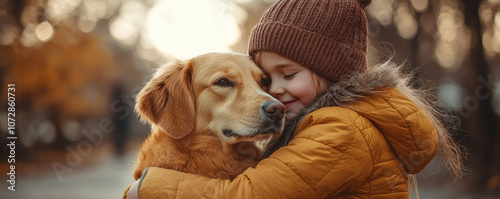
[125, 0, 463, 198]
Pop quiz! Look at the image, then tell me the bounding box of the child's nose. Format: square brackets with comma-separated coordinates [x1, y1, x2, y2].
[269, 83, 285, 96]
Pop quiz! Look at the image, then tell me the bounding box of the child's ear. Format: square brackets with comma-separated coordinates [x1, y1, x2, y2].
[135, 60, 195, 139]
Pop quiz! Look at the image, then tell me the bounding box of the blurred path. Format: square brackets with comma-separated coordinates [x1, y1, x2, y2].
[1, 151, 136, 199]
[417, 157, 500, 199]
[2, 149, 499, 199]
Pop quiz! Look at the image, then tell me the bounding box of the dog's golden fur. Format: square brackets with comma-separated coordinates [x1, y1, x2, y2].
[133, 53, 284, 180]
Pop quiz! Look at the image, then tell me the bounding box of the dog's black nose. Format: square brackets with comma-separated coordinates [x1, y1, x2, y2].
[262, 101, 285, 120]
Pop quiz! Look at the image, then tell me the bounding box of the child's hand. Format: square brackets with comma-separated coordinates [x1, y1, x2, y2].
[126, 180, 140, 199]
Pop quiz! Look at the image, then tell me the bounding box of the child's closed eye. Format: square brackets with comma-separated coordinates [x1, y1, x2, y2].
[283, 72, 298, 79]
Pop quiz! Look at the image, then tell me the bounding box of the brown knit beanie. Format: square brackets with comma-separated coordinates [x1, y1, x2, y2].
[249, 0, 372, 82]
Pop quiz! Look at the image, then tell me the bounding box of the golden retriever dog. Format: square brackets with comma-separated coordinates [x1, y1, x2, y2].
[133, 52, 285, 180]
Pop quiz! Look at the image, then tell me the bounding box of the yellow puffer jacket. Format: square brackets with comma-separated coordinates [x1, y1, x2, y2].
[127, 87, 438, 199]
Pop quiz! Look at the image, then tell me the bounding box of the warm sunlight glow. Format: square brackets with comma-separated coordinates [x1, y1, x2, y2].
[366, 0, 396, 27]
[45, 0, 82, 23]
[0, 25, 18, 45]
[145, 0, 242, 59]
[411, 0, 429, 13]
[20, 24, 38, 47]
[110, 17, 138, 46]
[394, 2, 417, 39]
[434, 3, 470, 69]
[35, 21, 54, 42]
[109, 0, 147, 46]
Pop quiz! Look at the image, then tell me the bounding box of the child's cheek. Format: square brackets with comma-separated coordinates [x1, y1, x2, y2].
[293, 82, 318, 105]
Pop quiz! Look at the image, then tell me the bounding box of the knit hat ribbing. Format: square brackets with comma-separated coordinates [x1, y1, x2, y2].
[249, 0, 372, 82]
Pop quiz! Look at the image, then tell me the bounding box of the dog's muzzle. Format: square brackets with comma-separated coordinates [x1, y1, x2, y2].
[222, 100, 285, 139]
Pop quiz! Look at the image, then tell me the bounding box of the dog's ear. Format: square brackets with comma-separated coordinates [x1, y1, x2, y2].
[135, 60, 195, 139]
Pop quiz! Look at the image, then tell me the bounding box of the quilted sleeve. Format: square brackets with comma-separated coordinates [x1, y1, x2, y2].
[135, 110, 374, 198]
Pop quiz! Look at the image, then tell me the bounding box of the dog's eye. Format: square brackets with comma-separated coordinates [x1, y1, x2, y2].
[214, 78, 233, 87]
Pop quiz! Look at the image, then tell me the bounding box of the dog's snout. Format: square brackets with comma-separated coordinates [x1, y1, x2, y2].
[262, 101, 285, 120]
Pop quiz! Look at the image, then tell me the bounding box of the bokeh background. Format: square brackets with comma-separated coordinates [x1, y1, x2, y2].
[0, 0, 499, 198]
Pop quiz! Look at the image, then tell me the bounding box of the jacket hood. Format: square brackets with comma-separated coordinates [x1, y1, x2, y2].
[292, 62, 438, 174]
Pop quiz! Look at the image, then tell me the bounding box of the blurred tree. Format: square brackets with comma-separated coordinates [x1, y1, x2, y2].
[361, 0, 500, 193]
[0, 0, 115, 151]
[461, 0, 500, 192]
